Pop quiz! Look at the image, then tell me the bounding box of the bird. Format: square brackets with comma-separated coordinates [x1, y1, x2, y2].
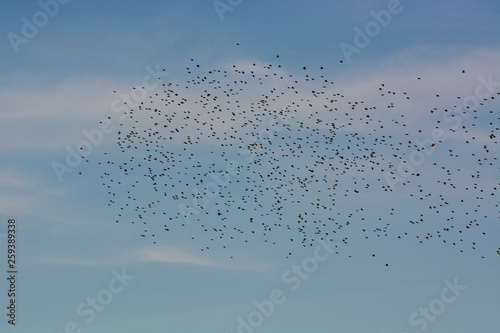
[82, 47, 499, 266]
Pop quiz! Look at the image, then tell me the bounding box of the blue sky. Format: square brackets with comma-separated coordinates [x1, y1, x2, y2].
[0, 1, 499, 332]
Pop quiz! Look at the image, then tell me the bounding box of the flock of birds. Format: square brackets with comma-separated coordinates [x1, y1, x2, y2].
[83, 48, 499, 262]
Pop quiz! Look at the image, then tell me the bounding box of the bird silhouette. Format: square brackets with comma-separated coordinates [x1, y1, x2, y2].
[82, 47, 500, 265]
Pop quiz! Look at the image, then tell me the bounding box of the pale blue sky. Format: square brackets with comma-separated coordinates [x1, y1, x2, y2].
[0, 1, 499, 333]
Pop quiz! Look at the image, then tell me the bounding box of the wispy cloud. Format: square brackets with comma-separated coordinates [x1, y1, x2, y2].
[130, 245, 270, 271]
[0, 168, 41, 188]
[41, 245, 272, 272]
[0, 75, 128, 152]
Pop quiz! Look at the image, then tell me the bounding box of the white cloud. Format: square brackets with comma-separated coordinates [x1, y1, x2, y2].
[0, 75, 134, 152]
[0, 168, 41, 188]
[2, 45, 498, 155]
[0, 168, 72, 225]
[130, 245, 266, 271]
[40, 245, 272, 272]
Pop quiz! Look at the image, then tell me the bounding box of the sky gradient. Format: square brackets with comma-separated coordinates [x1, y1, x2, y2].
[0, 1, 499, 333]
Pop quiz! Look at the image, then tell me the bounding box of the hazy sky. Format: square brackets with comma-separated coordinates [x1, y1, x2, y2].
[0, 1, 499, 333]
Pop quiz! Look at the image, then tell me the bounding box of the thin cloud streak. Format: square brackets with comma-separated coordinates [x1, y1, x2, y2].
[40, 245, 273, 272]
